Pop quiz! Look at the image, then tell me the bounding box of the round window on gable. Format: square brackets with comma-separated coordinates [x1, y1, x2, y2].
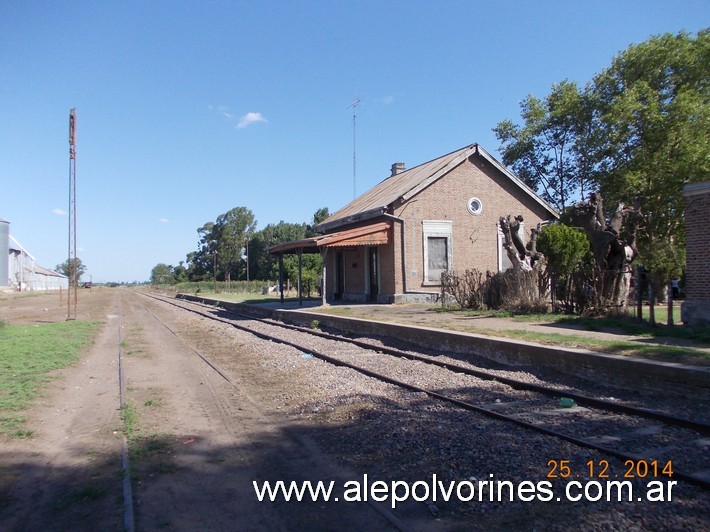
[467, 197, 483, 215]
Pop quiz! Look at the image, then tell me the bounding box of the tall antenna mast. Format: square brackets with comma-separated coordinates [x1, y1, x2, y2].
[67, 108, 77, 320]
[347, 96, 360, 199]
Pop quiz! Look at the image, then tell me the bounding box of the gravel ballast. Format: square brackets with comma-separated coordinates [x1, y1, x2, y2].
[158, 295, 709, 531]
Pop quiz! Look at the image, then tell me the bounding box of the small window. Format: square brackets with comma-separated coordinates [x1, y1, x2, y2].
[467, 197, 483, 215]
[422, 220, 452, 284]
[427, 237, 448, 282]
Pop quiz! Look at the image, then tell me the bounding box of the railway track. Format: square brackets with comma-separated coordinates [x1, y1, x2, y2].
[139, 292, 710, 490]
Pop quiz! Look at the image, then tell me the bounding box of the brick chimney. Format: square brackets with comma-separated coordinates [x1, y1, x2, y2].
[390, 162, 406, 176]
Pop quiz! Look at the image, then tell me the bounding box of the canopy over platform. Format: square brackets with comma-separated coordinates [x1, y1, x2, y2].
[267, 221, 391, 255]
[267, 221, 392, 306]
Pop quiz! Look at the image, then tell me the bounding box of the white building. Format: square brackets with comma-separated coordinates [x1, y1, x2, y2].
[6, 234, 68, 291]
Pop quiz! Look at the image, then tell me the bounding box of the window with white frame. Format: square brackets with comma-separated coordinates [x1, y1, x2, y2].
[423, 220, 452, 284]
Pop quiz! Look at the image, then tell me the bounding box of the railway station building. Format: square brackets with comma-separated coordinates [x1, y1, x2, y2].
[269, 143, 558, 304]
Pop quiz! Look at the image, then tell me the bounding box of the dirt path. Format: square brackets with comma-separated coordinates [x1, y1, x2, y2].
[4, 289, 707, 531]
[0, 289, 396, 531]
[0, 289, 123, 530]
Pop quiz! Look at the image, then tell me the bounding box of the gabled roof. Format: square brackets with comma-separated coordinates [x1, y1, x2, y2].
[316, 143, 559, 233]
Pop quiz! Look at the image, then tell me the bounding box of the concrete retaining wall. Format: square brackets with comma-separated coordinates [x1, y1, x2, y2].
[176, 294, 709, 392]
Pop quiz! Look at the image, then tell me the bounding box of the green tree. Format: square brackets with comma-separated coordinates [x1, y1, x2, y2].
[494, 30, 708, 320]
[173, 261, 188, 283]
[185, 221, 216, 281]
[307, 207, 330, 236]
[589, 30, 709, 297]
[185, 207, 257, 282]
[250, 221, 308, 281]
[56, 258, 86, 285]
[282, 253, 322, 297]
[537, 224, 591, 312]
[494, 80, 594, 212]
[213, 207, 257, 281]
[150, 263, 176, 285]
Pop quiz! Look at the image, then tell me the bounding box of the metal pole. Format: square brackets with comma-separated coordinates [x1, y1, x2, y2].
[347, 97, 360, 199]
[245, 237, 249, 282]
[67, 108, 77, 320]
[278, 254, 284, 304]
[213, 251, 218, 293]
[298, 249, 302, 306]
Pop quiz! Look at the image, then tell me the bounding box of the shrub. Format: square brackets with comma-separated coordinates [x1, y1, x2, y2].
[537, 224, 591, 312]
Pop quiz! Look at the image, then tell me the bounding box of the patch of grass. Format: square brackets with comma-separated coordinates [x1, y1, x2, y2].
[128, 433, 177, 478]
[0, 413, 35, 438]
[436, 306, 710, 345]
[0, 320, 102, 436]
[11, 428, 34, 439]
[120, 399, 174, 475]
[130, 433, 173, 457]
[485, 329, 709, 365]
[120, 402, 138, 438]
[119, 398, 176, 472]
[540, 314, 710, 344]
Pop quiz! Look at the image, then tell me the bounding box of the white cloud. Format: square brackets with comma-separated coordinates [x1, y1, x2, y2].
[218, 106, 234, 120]
[209, 104, 235, 121]
[159, 218, 169, 223]
[52, 208, 66, 215]
[237, 112, 267, 129]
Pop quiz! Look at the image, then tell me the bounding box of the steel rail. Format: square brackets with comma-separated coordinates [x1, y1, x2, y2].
[143, 292, 710, 490]
[135, 294, 412, 531]
[117, 294, 135, 532]
[167, 292, 710, 436]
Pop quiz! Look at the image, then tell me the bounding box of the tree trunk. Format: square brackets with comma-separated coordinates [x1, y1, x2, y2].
[498, 215, 546, 308]
[667, 281, 674, 326]
[568, 193, 641, 312]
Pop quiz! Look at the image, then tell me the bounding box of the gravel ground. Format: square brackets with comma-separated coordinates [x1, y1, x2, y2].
[163, 295, 710, 531]
[3, 289, 705, 530]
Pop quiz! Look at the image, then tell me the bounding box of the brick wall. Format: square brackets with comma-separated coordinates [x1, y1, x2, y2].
[391, 154, 554, 299]
[322, 152, 557, 304]
[681, 182, 710, 325]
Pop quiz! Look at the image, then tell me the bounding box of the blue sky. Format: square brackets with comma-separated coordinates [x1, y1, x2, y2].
[1, 1, 707, 283]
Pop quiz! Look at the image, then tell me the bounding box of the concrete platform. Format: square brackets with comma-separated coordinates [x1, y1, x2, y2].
[176, 294, 710, 393]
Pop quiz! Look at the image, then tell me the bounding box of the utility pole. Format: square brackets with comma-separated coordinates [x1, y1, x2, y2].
[67, 108, 77, 320]
[347, 96, 360, 199]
